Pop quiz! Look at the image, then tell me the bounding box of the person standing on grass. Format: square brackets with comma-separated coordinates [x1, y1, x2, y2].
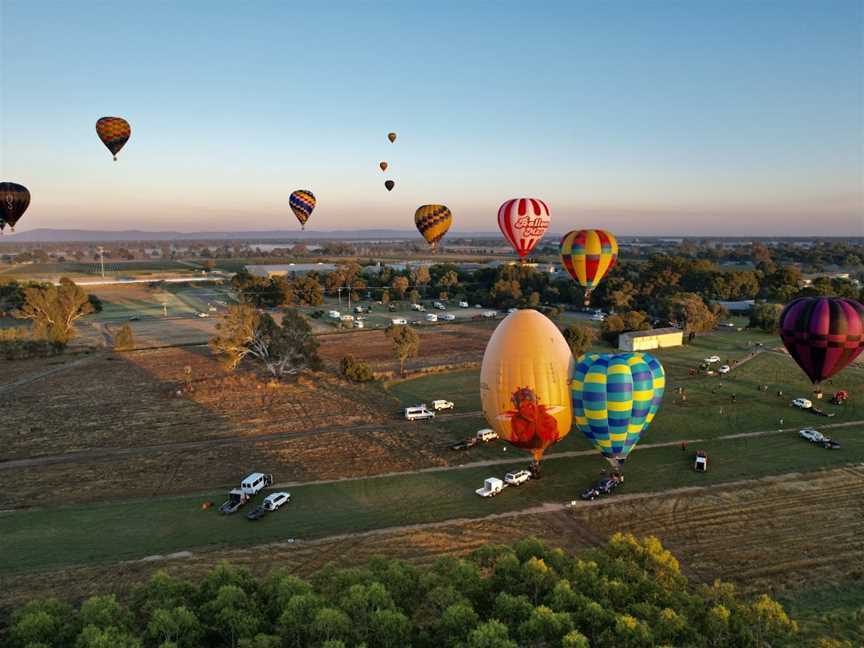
[681, 440, 688, 452]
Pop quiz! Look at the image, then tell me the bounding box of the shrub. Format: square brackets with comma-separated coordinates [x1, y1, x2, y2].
[340, 355, 374, 383]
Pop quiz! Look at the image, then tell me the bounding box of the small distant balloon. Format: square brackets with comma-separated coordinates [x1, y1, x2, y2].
[414, 204, 452, 252]
[0, 182, 30, 233]
[95, 116, 131, 161]
[387, 132, 397, 143]
[289, 190, 316, 230]
[385, 180, 395, 192]
[379, 161, 388, 172]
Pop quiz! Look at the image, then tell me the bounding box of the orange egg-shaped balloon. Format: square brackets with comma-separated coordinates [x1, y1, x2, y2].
[480, 310, 573, 466]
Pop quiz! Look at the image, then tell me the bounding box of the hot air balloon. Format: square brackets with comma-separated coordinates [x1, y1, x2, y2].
[385, 180, 395, 192]
[779, 297, 864, 393]
[0, 182, 30, 233]
[497, 198, 551, 259]
[414, 204, 452, 252]
[380, 161, 388, 172]
[571, 352, 665, 467]
[480, 310, 573, 474]
[289, 190, 316, 230]
[560, 229, 619, 306]
[387, 132, 397, 143]
[95, 117, 131, 161]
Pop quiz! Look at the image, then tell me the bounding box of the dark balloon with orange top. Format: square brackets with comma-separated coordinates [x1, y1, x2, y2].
[96, 117, 131, 161]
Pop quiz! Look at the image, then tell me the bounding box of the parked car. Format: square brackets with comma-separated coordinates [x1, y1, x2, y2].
[240, 473, 273, 496]
[410, 303, 425, 311]
[507, 308, 518, 314]
[476, 429, 498, 442]
[717, 365, 731, 374]
[580, 486, 602, 501]
[433, 301, 446, 310]
[440, 313, 456, 321]
[821, 438, 841, 449]
[459, 301, 469, 308]
[450, 438, 478, 451]
[246, 505, 267, 521]
[129, 315, 140, 321]
[263, 492, 291, 510]
[704, 355, 721, 363]
[197, 312, 209, 318]
[391, 317, 408, 325]
[328, 310, 341, 319]
[474, 304, 483, 308]
[425, 313, 438, 322]
[504, 470, 531, 486]
[353, 320, 364, 329]
[404, 405, 435, 421]
[792, 398, 813, 409]
[482, 311, 497, 319]
[799, 428, 825, 443]
[432, 399, 454, 411]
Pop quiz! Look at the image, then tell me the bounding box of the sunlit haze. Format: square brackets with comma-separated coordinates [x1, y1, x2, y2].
[1, 0, 862, 236]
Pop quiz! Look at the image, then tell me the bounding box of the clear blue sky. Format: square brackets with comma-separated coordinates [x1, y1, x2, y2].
[1, 0, 861, 236]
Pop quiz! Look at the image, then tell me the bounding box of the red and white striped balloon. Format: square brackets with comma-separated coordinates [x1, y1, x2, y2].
[497, 198, 551, 258]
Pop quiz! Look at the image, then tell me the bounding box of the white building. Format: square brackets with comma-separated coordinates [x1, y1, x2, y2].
[246, 263, 337, 278]
[618, 327, 683, 352]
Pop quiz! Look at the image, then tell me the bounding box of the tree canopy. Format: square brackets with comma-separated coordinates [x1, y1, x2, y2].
[7, 535, 803, 648]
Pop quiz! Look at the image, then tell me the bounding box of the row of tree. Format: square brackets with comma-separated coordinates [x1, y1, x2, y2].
[7, 534, 807, 648]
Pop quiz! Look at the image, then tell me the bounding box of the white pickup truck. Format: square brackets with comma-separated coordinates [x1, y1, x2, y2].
[432, 399, 454, 411]
[475, 477, 504, 497]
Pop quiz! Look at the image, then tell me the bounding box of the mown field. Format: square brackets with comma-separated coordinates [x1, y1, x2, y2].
[3, 425, 863, 575]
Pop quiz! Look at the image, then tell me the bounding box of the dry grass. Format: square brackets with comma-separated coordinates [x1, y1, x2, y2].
[3, 466, 860, 613]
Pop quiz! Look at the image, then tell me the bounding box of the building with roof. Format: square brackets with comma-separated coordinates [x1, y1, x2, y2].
[618, 327, 683, 352]
[246, 263, 337, 278]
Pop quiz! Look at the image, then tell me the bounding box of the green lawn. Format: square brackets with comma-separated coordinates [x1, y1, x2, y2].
[388, 330, 864, 449]
[3, 429, 863, 575]
[780, 581, 864, 644]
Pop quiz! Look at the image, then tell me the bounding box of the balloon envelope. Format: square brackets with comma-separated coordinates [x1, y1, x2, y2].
[385, 180, 395, 191]
[95, 117, 131, 160]
[414, 204, 452, 250]
[480, 310, 573, 462]
[497, 198, 550, 258]
[0, 182, 30, 232]
[571, 352, 665, 462]
[380, 161, 388, 171]
[560, 229, 619, 292]
[779, 297, 864, 384]
[387, 132, 397, 143]
[289, 190, 316, 229]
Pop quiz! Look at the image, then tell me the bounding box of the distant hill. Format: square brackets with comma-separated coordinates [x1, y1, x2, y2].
[0, 228, 499, 243]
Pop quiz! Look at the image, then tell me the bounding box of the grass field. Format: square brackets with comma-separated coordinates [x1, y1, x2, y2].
[3, 426, 863, 574]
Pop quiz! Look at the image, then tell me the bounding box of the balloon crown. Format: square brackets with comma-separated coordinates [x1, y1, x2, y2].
[511, 387, 538, 408]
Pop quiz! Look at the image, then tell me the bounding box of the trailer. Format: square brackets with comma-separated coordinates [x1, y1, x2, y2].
[475, 477, 505, 497]
[219, 489, 250, 514]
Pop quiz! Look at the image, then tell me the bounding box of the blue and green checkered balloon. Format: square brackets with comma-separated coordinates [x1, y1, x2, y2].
[571, 352, 665, 461]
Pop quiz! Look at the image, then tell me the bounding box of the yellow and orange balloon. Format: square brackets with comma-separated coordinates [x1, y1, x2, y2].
[480, 310, 573, 464]
[414, 204, 452, 252]
[559, 229, 618, 305]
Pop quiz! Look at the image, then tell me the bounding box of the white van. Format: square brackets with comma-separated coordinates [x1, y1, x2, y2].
[425, 313, 438, 322]
[391, 317, 408, 325]
[240, 472, 273, 495]
[404, 405, 435, 421]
